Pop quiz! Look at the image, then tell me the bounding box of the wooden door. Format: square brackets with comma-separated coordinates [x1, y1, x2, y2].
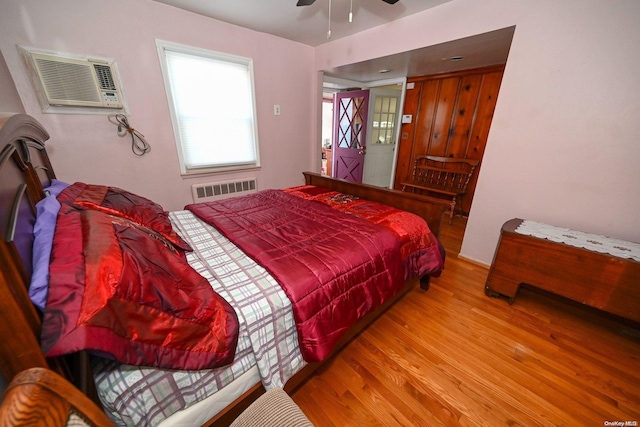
[394, 65, 504, 214]
[332, 90, 369, 183]
[363, 87, 401, 188]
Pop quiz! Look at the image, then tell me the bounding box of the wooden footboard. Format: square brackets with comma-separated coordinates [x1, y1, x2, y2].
[485, 218, 640, 323]
[303, 172, 449, 238]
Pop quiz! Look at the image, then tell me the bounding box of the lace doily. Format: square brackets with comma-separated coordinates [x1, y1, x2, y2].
[515, 220, 640, 262]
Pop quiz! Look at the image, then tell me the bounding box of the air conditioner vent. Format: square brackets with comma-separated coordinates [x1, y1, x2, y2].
[192, 178, 257, 203]
[93, 64, 117, 90]
[20, 47, 124, 111]
[35, 58, 102, 103]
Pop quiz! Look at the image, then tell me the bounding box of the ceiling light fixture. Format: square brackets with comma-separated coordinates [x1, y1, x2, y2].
[349, 0, 354, 23]
[327, 0, 332, 39]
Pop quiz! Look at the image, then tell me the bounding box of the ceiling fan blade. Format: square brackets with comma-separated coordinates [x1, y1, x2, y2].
[297, 0, 316, 6]
[381, 0, 400, 4]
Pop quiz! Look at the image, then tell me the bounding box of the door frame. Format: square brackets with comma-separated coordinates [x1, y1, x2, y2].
[321, 75, 407, 189]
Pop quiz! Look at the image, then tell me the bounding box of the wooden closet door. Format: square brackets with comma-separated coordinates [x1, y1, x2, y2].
[394, 65, 504, 215]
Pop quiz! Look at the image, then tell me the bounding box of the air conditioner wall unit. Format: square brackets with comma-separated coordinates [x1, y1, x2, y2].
[20, 47, 124, 110]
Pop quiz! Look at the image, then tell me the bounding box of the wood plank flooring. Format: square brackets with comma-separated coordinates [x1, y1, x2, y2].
[291, 217, 640, 426]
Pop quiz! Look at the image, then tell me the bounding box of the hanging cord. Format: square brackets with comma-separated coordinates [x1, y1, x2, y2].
[108, 114, 151, 156]
[327, 0, 332, 39]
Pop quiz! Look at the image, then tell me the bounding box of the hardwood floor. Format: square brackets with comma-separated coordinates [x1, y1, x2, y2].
[291, 217, 640, 426]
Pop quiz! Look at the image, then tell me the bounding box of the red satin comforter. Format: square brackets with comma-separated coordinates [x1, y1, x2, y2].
[41, 183, 239, 370]
[186, 186, 444, 362]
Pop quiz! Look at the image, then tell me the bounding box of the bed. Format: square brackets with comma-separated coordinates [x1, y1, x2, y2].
[0, 113, 451, 426]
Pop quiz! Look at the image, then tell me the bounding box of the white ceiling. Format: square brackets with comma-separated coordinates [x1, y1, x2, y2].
[152, 0, 452, 47]
[324, 26, 514, 84]
[152, 0, 514, 83]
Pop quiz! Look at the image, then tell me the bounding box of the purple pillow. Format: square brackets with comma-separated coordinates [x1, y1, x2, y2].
[29, 195, 61, 310]
[29, 180, 69, 310]
[44, 179, 69, 197]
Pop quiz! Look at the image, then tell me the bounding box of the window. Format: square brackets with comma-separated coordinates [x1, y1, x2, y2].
[156, 40, 260, 174]
[371, 95, 397, 144]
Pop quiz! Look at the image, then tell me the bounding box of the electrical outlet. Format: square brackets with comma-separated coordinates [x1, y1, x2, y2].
[274, 104, 281, 116]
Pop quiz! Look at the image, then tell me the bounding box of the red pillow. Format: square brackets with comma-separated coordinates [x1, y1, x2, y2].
[41, 206, 239, 370]
[58, 182, 192, 252]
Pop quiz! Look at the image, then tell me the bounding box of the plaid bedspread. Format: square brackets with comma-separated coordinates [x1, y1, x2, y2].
[93, 210, 305, 426]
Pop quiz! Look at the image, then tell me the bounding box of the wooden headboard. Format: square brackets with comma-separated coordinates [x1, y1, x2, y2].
[0, 114, 99, 400]
[0, 113, 55, 381]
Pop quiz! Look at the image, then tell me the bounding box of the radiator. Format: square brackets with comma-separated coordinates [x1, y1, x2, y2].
[191, 178, 257, 203]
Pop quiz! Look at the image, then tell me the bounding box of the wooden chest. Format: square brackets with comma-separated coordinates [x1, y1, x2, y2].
[485, 218, 640, 323]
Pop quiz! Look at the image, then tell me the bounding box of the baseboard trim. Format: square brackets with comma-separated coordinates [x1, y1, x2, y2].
[456, 253, 490, 269]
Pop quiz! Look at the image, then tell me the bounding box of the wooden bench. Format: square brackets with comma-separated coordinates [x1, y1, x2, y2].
[485, 218, 640, 323]
[402, 156, 479, 223]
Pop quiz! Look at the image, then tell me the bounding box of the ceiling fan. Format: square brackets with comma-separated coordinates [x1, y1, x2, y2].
[297, 0, 399, 5]
[297, 0, 400, 39]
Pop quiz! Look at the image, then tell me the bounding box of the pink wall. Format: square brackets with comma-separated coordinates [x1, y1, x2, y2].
[2, 0, 639, 265]
[0, 51, 24, 113]
[0, 0, 316, 211]
[315, 0, 640, 265]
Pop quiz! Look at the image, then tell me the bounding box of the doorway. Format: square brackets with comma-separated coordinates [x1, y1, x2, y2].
[319, 27, 514, 249]
[321, 79, 405, 188]
[394, 65, 505, 216]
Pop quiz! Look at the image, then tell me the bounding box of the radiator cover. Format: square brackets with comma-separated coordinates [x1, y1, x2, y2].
[191, 178, 257, 203]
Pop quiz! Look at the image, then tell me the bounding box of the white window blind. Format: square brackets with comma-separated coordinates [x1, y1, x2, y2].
[157, 41, 259, 174]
